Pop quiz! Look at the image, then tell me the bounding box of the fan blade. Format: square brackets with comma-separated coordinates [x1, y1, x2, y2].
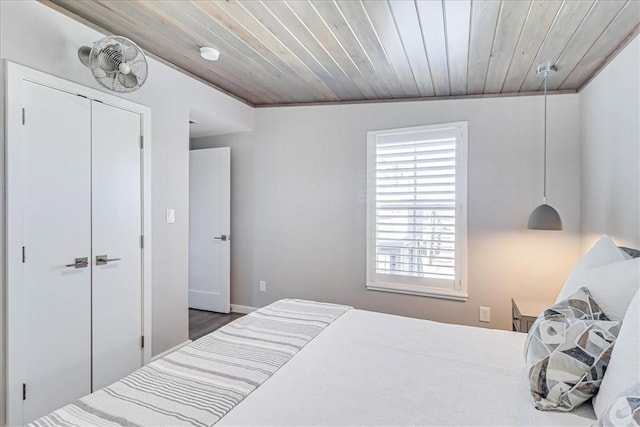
[123, 45, 138, 61]
[118, 72, 138, 88]
[92, 67, 107, 79]
[126, 59, 146, 68]
[78, 46, 92, 67]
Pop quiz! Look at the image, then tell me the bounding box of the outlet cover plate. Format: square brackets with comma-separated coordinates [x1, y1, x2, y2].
[479, 306, 491, 323]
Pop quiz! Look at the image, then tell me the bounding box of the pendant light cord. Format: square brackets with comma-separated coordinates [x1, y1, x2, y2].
[543, 71, 548, 204]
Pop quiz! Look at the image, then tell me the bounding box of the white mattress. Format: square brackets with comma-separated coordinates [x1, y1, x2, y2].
[218, 309, 596, 426]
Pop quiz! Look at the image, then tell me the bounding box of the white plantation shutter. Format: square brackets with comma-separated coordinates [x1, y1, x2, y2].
[366, 123, 468, 300]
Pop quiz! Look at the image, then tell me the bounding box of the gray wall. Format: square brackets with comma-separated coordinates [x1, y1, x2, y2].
[192, 93, 582, 331]
[0, 0, 254, 362]
[579, 37, 640, 251]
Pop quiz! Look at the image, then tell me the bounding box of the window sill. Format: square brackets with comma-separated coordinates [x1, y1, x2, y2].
[365, 281, 468, 302]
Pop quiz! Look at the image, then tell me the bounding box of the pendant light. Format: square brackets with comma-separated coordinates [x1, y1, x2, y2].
[528, 64, 562, 231]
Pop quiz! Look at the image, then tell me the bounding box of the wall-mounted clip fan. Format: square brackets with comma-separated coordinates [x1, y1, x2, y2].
[78, 36, 148, 93]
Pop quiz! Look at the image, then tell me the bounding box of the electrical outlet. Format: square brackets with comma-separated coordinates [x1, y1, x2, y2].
[259, 280, 266, 292]
[479, 306, 491, 323]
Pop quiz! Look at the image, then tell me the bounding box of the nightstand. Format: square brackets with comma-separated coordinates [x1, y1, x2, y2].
[512, 298, 552, 333]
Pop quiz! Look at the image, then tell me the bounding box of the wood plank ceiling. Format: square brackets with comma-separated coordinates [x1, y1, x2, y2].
[44, 0, 640, 106]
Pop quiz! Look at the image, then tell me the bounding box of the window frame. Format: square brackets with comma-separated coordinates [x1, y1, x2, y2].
[365, 122, 468, 301]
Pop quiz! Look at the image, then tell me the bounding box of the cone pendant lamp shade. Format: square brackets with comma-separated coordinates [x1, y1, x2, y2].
[528, 64, 562, 231]
[528, 203, 562, 230]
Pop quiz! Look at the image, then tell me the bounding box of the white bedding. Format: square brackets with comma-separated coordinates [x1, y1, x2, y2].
[218, 309, 596, 426]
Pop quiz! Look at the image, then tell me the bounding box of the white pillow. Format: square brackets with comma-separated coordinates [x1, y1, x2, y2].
[558, 257, 639, 321]
[593, 290, 640, 418]
[557, 235, 627, 302]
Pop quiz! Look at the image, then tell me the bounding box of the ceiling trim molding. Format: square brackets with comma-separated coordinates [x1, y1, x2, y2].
[253, 89, 578, 109]
[38, 0, 255, 107]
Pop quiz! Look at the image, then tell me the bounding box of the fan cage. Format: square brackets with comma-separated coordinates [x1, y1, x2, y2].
[89, 36, 148, 93]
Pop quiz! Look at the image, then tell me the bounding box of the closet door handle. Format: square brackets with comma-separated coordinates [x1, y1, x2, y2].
[65, 257, 89, 269]
[214, 234, 230, 241]
[96, 255, 122, 265]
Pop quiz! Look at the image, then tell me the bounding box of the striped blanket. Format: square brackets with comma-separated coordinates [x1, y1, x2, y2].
[30, 299, 351, 427]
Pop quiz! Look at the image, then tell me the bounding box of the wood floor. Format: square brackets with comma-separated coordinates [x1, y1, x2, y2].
[189, 309, 244, 341]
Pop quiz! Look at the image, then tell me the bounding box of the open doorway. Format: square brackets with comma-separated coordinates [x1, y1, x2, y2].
[188, 129, 238, 340]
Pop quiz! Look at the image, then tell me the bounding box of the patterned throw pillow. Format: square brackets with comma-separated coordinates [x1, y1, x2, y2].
[594, 383, 640, 426]
[524, 287, 621, 411]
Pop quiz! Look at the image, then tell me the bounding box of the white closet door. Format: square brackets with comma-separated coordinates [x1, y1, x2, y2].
[91, 101, 143, 390]
[22, 81, 92, 423]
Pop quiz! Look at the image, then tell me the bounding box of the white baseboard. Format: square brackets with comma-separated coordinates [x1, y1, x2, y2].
[151, 340, 192, 362]
[231, 304, 258, 314]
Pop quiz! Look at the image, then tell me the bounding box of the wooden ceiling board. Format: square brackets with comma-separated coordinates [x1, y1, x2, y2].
[311, 0, 394, 98]
[443, 0, 471, 96]
[363, 0, 421, 98]
[483, 0, 533, 94]
[189, 3, 313, 82]
[466, 0, 501, 94]
[259, 1, 366, 99]
[415, 0, 450, 96]
[387, 0, 436, 96]
[518, 0, 595, 92]
[44, 0, 639, 106]
[185, 1, 339, 103]
[544, 0, 628, 91]
[229, 1, 343, 102]
[335, 0, 408, 97]
[140, 1, 293, 103]
[500, 0, 563, 93]
[560, 1, 640, 90]
[285, 0, 380, 99]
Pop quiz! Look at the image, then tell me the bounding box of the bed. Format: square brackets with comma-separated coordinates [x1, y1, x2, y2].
[31, 299, 596, 427]
[219, 305, 596, 427]
[30, 238, 639, 426]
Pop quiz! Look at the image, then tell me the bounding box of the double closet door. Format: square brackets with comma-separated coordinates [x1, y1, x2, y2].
[22, 81, 143, 423]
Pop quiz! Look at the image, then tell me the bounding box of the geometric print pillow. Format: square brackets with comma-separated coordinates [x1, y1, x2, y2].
[524, 287, 621, 411]
[594, 383, 640, 426]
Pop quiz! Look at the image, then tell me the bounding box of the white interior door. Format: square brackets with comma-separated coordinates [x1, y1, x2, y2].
[189, 147, 231, 313]
[91, 101, 143, 390]
[22, 81, 92, 423]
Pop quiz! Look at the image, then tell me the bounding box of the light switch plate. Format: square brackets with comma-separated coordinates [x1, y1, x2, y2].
[259, 280, 266, 292]
[166, 208, 175, 224]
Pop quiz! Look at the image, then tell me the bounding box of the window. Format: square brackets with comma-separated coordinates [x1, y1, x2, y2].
[366, 122, 467, 300]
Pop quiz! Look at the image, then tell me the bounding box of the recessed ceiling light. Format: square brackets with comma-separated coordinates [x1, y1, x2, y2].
[200, 47, 220, 61]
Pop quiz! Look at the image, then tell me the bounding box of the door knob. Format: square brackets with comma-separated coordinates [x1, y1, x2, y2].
[214, 234, 230, 241]
[96, 255, 122, 265]
[65, 257, 88, 268]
